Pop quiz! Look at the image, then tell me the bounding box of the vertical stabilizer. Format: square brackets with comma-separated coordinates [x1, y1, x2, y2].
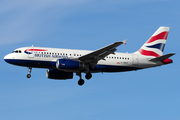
[136, 26, 170, 57]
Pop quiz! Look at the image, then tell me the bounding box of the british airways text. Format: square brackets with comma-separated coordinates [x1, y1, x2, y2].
[34, 53, 68, 58]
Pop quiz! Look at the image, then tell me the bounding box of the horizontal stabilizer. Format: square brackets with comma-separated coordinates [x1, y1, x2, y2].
[149, 53, 175, 62]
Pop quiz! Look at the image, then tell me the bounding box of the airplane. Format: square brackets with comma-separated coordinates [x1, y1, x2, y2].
[4, 26, 175, 86]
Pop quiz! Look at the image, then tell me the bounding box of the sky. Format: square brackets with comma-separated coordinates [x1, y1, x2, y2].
[0, 0, 180, 120]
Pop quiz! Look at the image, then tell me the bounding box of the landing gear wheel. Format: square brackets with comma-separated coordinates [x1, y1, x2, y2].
[27, 67, 32, 79]
[78, 79, 85, 86]
[27, 74, 31, 78]
[85, 73, 92, 80]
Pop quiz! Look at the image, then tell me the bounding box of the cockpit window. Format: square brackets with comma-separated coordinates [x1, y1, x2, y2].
[12, 50, 22, 53]
[12, 50, 18, 53]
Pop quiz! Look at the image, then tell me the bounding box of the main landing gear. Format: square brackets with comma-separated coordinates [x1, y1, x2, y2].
[85, 72, 92, 80]
[27, 67, 32, 78]
[76, 72, 92, 86]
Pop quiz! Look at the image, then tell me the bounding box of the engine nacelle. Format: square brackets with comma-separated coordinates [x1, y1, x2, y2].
[46, 69, 73, 80]
[56, 59, 84, 70]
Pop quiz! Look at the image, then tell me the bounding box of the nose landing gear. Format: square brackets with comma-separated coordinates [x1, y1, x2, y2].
[27, 67, 32, 78]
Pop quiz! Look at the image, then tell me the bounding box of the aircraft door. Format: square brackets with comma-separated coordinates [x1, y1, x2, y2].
[132, 54, 138, 65]
[28, 47, 34, 58]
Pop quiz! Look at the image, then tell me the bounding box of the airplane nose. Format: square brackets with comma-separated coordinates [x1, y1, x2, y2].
[4, 55, 8, 62]
[4, 54, 20, 65]
[4, 54, 12, 63]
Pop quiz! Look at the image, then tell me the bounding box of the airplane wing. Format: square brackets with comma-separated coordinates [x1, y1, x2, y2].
[78, 39, 127, 67]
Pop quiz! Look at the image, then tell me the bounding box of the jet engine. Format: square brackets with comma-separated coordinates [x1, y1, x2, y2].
[56, 59, 84, 70]
[46, 69, 73, 80]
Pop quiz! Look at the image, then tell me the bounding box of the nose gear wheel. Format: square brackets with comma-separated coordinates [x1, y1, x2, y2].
[27, 67, 32, 78]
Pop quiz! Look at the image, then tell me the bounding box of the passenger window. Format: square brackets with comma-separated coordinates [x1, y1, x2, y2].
[19, 50, 21, 53]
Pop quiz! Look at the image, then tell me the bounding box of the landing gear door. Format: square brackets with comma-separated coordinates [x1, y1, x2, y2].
[28, 47, 34, 58]
[132, 54, 138, 66]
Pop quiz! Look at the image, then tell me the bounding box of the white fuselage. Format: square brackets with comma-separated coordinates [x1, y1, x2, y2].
[4, 46, 163, 73]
